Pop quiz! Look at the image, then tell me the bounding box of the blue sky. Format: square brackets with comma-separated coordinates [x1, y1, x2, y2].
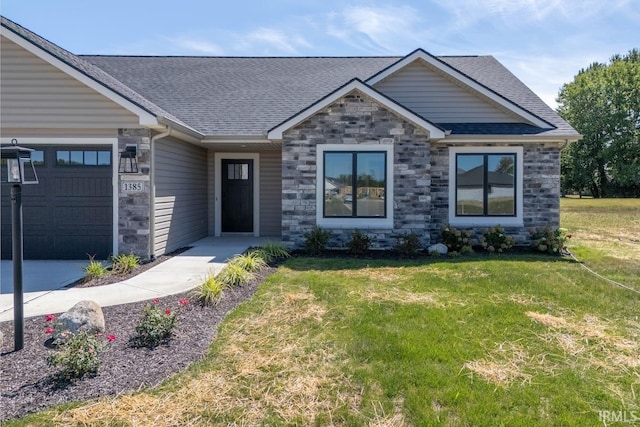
[2, 0, 638, 108]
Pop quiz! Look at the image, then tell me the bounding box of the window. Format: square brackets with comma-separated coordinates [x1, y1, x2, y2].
[57, 150, 111, 166]
[317, 144, 393, 228]
[449, 146, 523, 226]
[0, 150, 44, 166]
[456, 153, 516, 216]
[323, 151, 386, 218]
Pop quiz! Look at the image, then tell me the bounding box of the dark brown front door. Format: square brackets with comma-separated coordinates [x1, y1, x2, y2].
[221, 159, 253, 233]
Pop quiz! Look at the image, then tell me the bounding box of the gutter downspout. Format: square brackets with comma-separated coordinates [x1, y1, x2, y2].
[149, 126, 172, 260]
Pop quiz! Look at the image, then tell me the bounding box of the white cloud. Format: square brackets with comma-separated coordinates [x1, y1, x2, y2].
[167, 37, 225, 55]
[327, 5, 424, 54]
[237, 28, 311, 54]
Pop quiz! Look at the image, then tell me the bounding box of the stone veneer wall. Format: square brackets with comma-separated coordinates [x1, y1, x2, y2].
[117, 128, 151, 259]
[282, 91, 432, 249]
[429, 142, 561, 244]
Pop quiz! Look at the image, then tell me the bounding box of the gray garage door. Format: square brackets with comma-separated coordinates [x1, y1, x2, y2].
[1, 145, 113, 260]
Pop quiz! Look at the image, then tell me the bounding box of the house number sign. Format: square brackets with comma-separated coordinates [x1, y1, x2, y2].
[121, 181, 144, 193]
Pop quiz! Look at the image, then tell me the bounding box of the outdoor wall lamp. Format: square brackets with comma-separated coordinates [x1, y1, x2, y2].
[118, 145, 138, 173]
[1, 139, 39, 351]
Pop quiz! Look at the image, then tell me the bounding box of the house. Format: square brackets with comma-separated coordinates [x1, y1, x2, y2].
[0, 16, 580, 260]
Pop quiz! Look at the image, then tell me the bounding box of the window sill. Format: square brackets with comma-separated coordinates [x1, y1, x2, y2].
[317, 217, 393, 229]
[449, 217, 523, 228]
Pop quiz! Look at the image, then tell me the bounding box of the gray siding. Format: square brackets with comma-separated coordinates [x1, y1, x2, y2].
[0, 36, 139, 129]
[374, 61, 519, 123]
[154, 137, 208, 255]
[260, 150, 282, 236]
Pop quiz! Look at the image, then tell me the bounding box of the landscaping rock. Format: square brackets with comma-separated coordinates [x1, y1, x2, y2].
[0, 330, 3, 349]
[54, 300, 105, 341]
[428, 243, 448, 255]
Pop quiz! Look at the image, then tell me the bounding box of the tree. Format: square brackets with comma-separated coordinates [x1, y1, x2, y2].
[557, 49, 640, 197]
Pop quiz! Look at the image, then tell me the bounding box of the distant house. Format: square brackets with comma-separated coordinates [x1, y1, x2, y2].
[0, 16, 580, 259]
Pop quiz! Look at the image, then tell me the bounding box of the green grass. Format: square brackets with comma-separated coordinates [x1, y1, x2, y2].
[10, 199, 640, 426]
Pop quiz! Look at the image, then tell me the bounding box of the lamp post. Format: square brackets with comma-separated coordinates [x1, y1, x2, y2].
[1, 139, 38, 351]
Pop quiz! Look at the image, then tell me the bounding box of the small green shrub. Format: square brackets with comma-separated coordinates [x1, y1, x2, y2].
[111, 252, 141, 274]
[256, 242, 290, 263]
[346, 229, 371, 256]
[530, 226, 571, 255]
[133, 300, 177, 347]
[218, 263, 254, 287]
[192, 274, 224, 306]
[230, 251, 268, 272]
[83, 255, 108, 280]
[440, 225, 474, 253]
[303, 226, 332, 255]
[46, 331, 104, 380]
[480, 225, 515, 253]
[394, 232, 422, 256]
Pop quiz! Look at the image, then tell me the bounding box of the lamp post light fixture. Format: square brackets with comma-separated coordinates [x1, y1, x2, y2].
[1, 139, 39, 351]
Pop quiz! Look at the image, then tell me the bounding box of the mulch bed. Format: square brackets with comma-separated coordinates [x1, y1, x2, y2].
[0, 267, 274, 422]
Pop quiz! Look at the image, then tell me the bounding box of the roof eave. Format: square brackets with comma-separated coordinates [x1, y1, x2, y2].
[437, 133, 582, 144]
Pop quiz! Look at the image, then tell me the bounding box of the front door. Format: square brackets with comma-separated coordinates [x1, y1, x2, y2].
[221, 159, 253, 232]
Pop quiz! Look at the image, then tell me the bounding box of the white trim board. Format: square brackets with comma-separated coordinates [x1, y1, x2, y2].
[214, 153, 260, 237]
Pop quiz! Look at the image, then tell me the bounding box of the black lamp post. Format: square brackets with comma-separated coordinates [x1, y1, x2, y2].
[1, 139, 38, 351]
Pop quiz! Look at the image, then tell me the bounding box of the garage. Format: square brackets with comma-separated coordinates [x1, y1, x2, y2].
[1, 145, 113, 260]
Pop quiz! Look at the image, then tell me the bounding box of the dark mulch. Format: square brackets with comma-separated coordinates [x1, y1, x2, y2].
[0, 267, 274, 422]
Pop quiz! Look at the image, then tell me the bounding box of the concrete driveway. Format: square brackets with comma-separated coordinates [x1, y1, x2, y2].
[0, 260, 86, 294]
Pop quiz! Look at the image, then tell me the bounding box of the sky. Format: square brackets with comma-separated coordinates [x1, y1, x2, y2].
[2, 0, 638, 109]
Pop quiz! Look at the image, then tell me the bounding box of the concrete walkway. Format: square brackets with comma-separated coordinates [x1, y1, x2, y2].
[0, 236, 277, 322]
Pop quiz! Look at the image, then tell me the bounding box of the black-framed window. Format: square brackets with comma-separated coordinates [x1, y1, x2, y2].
[56, 150, 111, 166]
[323, 151, 386, 218]
[455, 153, 516, 216]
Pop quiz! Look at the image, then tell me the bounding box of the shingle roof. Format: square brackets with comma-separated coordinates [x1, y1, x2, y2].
[2, 15, 578, 139]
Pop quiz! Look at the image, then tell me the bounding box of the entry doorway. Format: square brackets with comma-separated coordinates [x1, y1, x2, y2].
[214, 153, 260, 236]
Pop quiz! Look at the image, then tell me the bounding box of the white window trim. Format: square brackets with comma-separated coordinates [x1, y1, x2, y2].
[316, 144, 394, 229]
[214, 152, 260, 237]
[448, 146, 524, 227]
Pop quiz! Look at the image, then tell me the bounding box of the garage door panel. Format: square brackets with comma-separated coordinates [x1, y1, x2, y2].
[1, 145, 113, 260]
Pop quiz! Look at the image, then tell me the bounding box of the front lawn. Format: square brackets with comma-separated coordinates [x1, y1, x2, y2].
[10, 199, 640, 426]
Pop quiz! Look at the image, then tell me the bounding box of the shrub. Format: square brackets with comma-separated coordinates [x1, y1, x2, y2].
[440, 225, 474, 253]
[255, 242, 290, 263]
[192, 274, 224, 306]
[230, 251, 268, 272]
[133, 299, 177, 347]
[394, 232, 422, 256]
[83, 255, 108, 280]
[218, 263, 254, 287]
[530, 226, 571, 255]
[46, 331, 104, 380]
[303, 226, 332, 255]
[480, 225, 515, 253]
[346, 229, 371, 256]
[111, 252, 141, 274]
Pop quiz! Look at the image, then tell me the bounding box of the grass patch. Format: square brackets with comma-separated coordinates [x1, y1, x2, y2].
[11, 198, 640, 426]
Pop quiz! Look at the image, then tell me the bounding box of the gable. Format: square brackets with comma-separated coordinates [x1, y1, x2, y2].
[0, 35, 141, 130]
[373, 60, 522, 124]
[268, 79, 446, 141]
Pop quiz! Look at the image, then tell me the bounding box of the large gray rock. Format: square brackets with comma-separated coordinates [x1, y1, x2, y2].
[54, 300, 105, 341]
[0, 330, 3, 350]
[428, 243, 448, 255]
